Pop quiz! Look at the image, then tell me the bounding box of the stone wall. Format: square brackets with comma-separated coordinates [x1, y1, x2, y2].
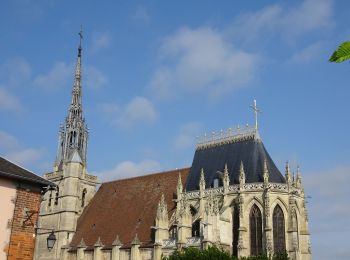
[7, 186, 41, 260]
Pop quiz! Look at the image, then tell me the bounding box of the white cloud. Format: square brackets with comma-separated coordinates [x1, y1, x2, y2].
[94, 159, 162, 181]
[100, 96, 157, 128]
[33, 62, 72, 90]
[0, 57, 32, 87]
[0, 130, 45, 170]
[0, 87, 22, 112]
[0, 131, 19, 150]
[174, 122, 203, 150]
[5, 148, 44, 166]
[85, 66, 108, 90]
[150, 27, 258, 100]
[289, 42, 325, 63]
[303, 165, 350, 260]
[91, 31, 112, 52]
[229, 0, 333, 44]
[33, 62, 107, 90]
[131, 6, 151, 24]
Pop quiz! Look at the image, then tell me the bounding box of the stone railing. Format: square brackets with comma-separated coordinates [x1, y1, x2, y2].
[184, 183, 289, 199]
[85, 174, 98, 182]
[44, 171, 62, 180]
[186, 237, 201, 246]
[163, 238, 176, 248]
[196, 126, 257, 150]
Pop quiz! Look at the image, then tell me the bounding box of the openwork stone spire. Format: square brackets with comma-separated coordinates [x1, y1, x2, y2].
[55, 29, 88, 168]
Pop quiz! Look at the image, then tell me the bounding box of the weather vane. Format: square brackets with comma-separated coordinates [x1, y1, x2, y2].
[250, 99, 261, 130]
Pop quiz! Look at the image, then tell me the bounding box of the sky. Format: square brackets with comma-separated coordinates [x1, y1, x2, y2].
[0, 0, 349, 258]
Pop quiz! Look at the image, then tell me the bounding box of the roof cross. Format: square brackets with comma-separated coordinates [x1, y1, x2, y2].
[250, 99, 261, 130]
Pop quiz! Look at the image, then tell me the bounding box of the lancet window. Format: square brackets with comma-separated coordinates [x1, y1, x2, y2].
[250, 204, 263, 256]
[273, 205, 286, 253]
[192, 220, 200, 237]
[54, 187, 59, 206]
[232, 204, 240, 256]
[81, 188, 87, 207]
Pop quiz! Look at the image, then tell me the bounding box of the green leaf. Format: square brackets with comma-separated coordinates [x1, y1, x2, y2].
[329, 41, 350, 63]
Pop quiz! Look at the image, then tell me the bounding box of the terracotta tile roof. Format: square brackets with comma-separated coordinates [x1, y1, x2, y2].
[70, 168, 190, 248]
[0, 156, 52, 186]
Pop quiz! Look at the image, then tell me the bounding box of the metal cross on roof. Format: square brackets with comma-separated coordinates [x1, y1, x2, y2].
[250, 99, 261, 130]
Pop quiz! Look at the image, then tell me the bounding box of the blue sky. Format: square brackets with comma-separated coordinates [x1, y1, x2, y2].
[0, 0, 349, 258]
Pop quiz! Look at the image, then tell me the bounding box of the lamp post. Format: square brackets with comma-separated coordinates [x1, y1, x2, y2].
[47, 231, 57, 250]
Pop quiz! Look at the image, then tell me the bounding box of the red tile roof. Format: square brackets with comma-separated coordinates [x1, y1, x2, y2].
[70, 168, 190, 248]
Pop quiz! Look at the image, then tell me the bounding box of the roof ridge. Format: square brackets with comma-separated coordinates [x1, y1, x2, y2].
[102, 167, 190, 184]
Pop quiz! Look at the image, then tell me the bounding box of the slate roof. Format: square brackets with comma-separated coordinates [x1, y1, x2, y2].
[0, 156, 52, 186]
[70, 168, 190, 248]
[185, 135, 285, 191]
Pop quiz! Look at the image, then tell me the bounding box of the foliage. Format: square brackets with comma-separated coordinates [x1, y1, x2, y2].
[329, 41, 350, 63]
[162, 246, 290, 260]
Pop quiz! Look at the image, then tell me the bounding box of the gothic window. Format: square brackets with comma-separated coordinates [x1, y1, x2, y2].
[232, 204, 240, 256]
[48, 190, 53, 207]
[81, 188, 87, 207]
[192, 220, 200, 237]
[169, 225, 178, 240]
[54, 187, 59, 205]
[250, 204, 263, 256]
[273, 205, 286, 253]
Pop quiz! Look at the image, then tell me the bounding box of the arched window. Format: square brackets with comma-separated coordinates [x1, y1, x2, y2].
[192, 220, 200, 237]
[250, 204, 262, 256]
[273, 205, 286, 253]
[54, 187, 59, 205]
[81, 189, 87, 207]
[48, 190, 52, 207]
[169, 225, 178, 240]
[232, 204, 240, 256]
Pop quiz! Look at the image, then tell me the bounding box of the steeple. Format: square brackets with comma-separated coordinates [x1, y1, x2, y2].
[55, 29, 88, 169]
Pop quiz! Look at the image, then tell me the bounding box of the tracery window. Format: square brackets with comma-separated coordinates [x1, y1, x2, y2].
[81, 188, 87, 207]
[250, 204, 262, 256]
[192, 220, 200, 237]
[273, 205, 286, 253]
[169, 225, 178, 240]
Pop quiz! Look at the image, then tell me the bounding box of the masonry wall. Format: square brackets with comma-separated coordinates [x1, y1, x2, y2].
[7, 186, 42, 260]
[0, 178, 17, 259]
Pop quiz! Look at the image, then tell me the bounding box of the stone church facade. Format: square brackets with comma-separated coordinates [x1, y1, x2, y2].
[34, 35, 311, 260]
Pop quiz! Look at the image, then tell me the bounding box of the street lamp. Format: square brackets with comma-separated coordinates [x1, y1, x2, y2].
[47, 231, 57, 250]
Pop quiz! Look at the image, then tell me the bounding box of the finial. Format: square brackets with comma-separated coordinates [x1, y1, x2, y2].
[94, 236, 103, 247]
[223, 163, 230, 188]
[112, 235, 123, 247]
[131, 234, 141, 245]
[250, 99, 261, 130]
[78, 25, 83, 56]
[199, 168, 206, 191]
[263, 159, 269, 184]
[239, 161, 246, 186]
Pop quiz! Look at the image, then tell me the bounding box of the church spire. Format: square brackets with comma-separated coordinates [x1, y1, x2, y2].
[55, 30, 88, 169]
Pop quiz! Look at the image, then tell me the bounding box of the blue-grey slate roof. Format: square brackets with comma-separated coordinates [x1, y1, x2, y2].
[185, 136, 285, 191]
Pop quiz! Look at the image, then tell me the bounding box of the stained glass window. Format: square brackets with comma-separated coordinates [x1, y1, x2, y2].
[232, 204, 239, 256]
[273, 205, 286, 253]
[250, 204, 262, 256]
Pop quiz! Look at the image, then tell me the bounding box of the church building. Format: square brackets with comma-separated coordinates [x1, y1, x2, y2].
[34, 34, 311, 260]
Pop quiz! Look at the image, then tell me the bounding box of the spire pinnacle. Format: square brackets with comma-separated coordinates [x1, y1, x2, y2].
[54, 31, 88, 168]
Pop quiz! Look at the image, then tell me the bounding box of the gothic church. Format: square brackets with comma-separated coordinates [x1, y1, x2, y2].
[34, 35, 311, 260]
